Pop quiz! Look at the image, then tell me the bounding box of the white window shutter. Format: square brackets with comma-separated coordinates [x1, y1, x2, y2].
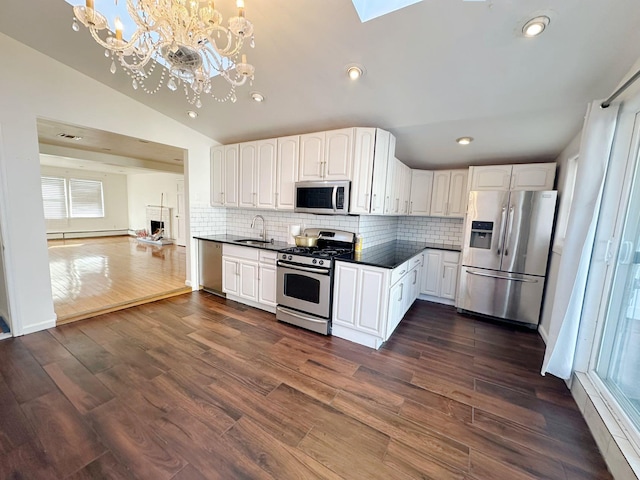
[69, 179, 104, 218]
[41, 176, 67, 220]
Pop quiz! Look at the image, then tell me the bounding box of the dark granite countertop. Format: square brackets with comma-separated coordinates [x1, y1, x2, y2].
[194, 234, 290, 252]
[338, 240, 461, 269]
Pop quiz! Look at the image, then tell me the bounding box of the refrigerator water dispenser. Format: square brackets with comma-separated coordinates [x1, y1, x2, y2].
[469, 221, 493, 249]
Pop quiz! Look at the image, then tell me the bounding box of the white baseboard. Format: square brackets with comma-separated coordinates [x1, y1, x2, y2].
[47, 230, 129, 240]
[538, 324, 549, 344]
[225, 294, 276, 314]
[185, 280, 193, 288]
[21, 317, 57, 335]
[417, 294, 456, 306]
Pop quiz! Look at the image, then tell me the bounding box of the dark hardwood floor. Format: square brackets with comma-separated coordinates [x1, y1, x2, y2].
[0, 292, 611, 479]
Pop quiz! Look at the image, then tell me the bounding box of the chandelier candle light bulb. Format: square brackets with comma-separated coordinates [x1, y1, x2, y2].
[71, 0, 255, 106]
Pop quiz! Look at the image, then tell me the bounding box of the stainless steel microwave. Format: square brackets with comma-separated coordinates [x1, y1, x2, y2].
[294, 181, 350, 215]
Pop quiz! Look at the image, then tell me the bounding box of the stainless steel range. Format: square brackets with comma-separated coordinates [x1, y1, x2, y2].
[276, 228, 355, 335]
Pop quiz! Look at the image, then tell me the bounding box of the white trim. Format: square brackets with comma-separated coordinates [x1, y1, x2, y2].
[224, 293, 276, 314]
[185, 279, 193, 288]
[332, 324, 384, 349]
[573, 372, 640, 479]
[538, 323, 549, 344]
[47, 229, 129, 240]
[20, 317, 56, 336]
[417, 293, 456, 306]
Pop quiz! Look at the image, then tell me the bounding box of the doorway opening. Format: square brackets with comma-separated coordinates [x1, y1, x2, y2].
[37, 118, 190, 324]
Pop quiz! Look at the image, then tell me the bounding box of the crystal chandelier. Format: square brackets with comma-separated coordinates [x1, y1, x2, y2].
[71, 0, 255, 107]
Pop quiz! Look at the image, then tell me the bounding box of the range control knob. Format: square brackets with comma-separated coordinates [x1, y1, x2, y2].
[288, 255, 292, 261]
[319, 260, 324, 266]
[282, 254, 287, 259]
[312, 259, 317, 264]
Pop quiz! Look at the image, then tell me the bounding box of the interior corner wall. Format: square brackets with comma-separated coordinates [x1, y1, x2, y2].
[539, 131, 583, 342]
[0, 32, 214, 335]
[40, 165, 129, 235]
[0, 222, 10, 329]
[127, 172, 184, 237]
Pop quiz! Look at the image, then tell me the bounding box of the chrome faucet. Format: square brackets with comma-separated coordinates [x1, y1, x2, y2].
[251, 214, 266, 241]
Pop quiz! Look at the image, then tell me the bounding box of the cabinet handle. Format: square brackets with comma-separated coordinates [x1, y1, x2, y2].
[410, 201, 413, 214]
[396, 198, 399, 212]
[322, 161, 327, 178]
[385, 196, 390, 212]
[405, 200, 408, 214]
[413, 270, 418, 285]
[221, 192, 225, 203]
[253, 192, 257, 207]
[399, 283, 404, 302]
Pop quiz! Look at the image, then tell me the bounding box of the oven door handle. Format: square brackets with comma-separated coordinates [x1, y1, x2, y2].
[277, 306, 328, 324]
[277, 261, 331, 275]
[332, 186, 338, 212]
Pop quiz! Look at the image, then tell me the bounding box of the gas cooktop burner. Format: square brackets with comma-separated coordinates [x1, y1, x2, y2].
[279, 247, 352, 258]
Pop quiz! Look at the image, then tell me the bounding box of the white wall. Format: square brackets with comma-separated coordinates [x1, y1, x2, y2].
[40, 165, 129, 235]
[0, 218, 9, 330]
[127, 172, 184, 237]
[539, 132, 582, 342]
[0, 32, 215, 335]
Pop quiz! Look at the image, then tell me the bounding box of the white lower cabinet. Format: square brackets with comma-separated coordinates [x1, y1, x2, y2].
[420, 249, 460, 304]
[332, 252, 423, 349]
[222, 245, 276, 313]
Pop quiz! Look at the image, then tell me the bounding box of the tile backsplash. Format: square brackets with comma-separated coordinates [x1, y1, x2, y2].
[191, 205, 464, 247]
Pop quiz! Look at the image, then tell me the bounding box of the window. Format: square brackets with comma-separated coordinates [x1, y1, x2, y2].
[41, 176, 68, 220]
[40, 176, 105, 219]
[69, 179, 104, 218]
[553, 155, 579, 253]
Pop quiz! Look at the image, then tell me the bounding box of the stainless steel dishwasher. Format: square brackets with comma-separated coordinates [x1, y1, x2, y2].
[198, 240, 225, 297]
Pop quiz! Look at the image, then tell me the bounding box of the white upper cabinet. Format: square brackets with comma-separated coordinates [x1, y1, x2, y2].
[211, 144, 238, 207]
[430, 169, 468, 218]
[470, 163, 556, 191]
[370, 130, 392, 214]
[276, 135, 299, 210]
[510, 163, 556, 190]
[350, 128, 376, 214]
[469, 165, 512, 190]
[238, 139, 277, 209]
[298, 128, 354, 181]
[409, 170, 434, 216]
[324, 128, 354, 180]
[298, 132, 325, 181]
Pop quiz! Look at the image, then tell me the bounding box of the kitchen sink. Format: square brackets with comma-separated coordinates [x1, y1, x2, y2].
[234, 238, 271, 246]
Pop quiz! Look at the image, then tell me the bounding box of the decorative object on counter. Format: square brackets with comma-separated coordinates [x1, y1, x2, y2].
[288, 225, 301, 245]
[355, 234, 363, 253]
[71, 0, 255, 106]
[294, 234, 319, 247]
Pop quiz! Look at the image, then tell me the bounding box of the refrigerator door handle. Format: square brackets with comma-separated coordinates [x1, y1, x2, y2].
[497, 205, 507, 255]
[466, 270, 539, 283]
[504, 205, 515, 256]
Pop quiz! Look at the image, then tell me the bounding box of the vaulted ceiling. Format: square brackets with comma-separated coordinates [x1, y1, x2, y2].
[2, 0, 640, 168]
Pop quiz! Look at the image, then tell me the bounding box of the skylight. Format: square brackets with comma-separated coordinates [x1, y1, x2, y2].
[351, 0, 423, 22]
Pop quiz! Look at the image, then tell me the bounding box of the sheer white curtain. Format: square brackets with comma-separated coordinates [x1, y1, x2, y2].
[542, 100, 620, 379]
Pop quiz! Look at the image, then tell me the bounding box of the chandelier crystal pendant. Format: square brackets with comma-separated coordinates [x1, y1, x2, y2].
[72, 0, 256, 107]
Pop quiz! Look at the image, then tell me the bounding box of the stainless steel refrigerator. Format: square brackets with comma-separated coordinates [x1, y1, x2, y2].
[458, 190, 557, 326]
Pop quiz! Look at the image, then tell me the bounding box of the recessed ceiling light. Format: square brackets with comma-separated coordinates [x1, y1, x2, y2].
[522, 16, 550, 37]
[346, 65, 364, 80]
[456, 137, 474, 145]
[187, 110, 198, 118]
[250, 92, 265, 102]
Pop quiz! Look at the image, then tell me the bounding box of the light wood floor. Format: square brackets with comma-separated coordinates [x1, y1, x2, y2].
[48, 236, 189, 323]
[0, 293, 611, 479]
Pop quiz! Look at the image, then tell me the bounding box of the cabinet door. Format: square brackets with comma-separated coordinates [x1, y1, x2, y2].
[441, 261, 459, 300]
[258, 264, 277, 307]
[409, 170, 433, 216]
[510, 163, 556, 191]
[400, 163, 412, 215]
[211, 145, 225, 206]
[370, 129, 391, 214]
[238, 142, 257, 208]
[299, 132, 324, 181]
[223, 145, 239, 207]
[333, 262, 360, 328]
[384, 157, 397, 215]
[256, 139, 277, 209]
[350, 128, 376, 214]
[356, 267, 387, 335]
[239, 261, 258, 301]
[447, 169, 469, 217]
[276, 135, 299, 210]
[470, 165, 512, 191]
[386, 280, 405, 339]
[222, 257, 239, 295]
[324, 128, 353, 180]
[421, 250, 442, 296]
[430, 171, 451, 217]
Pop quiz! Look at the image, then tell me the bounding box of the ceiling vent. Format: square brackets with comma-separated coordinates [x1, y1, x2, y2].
[57, 133, 83, 141]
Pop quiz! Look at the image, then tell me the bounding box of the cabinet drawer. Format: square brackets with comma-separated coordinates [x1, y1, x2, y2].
[259, 250, 277, 264]
[223, 244, 260, 261]
[409, 254, 424, 269]
[443, 251, 460, 264]
[391, 261, 409, 285]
